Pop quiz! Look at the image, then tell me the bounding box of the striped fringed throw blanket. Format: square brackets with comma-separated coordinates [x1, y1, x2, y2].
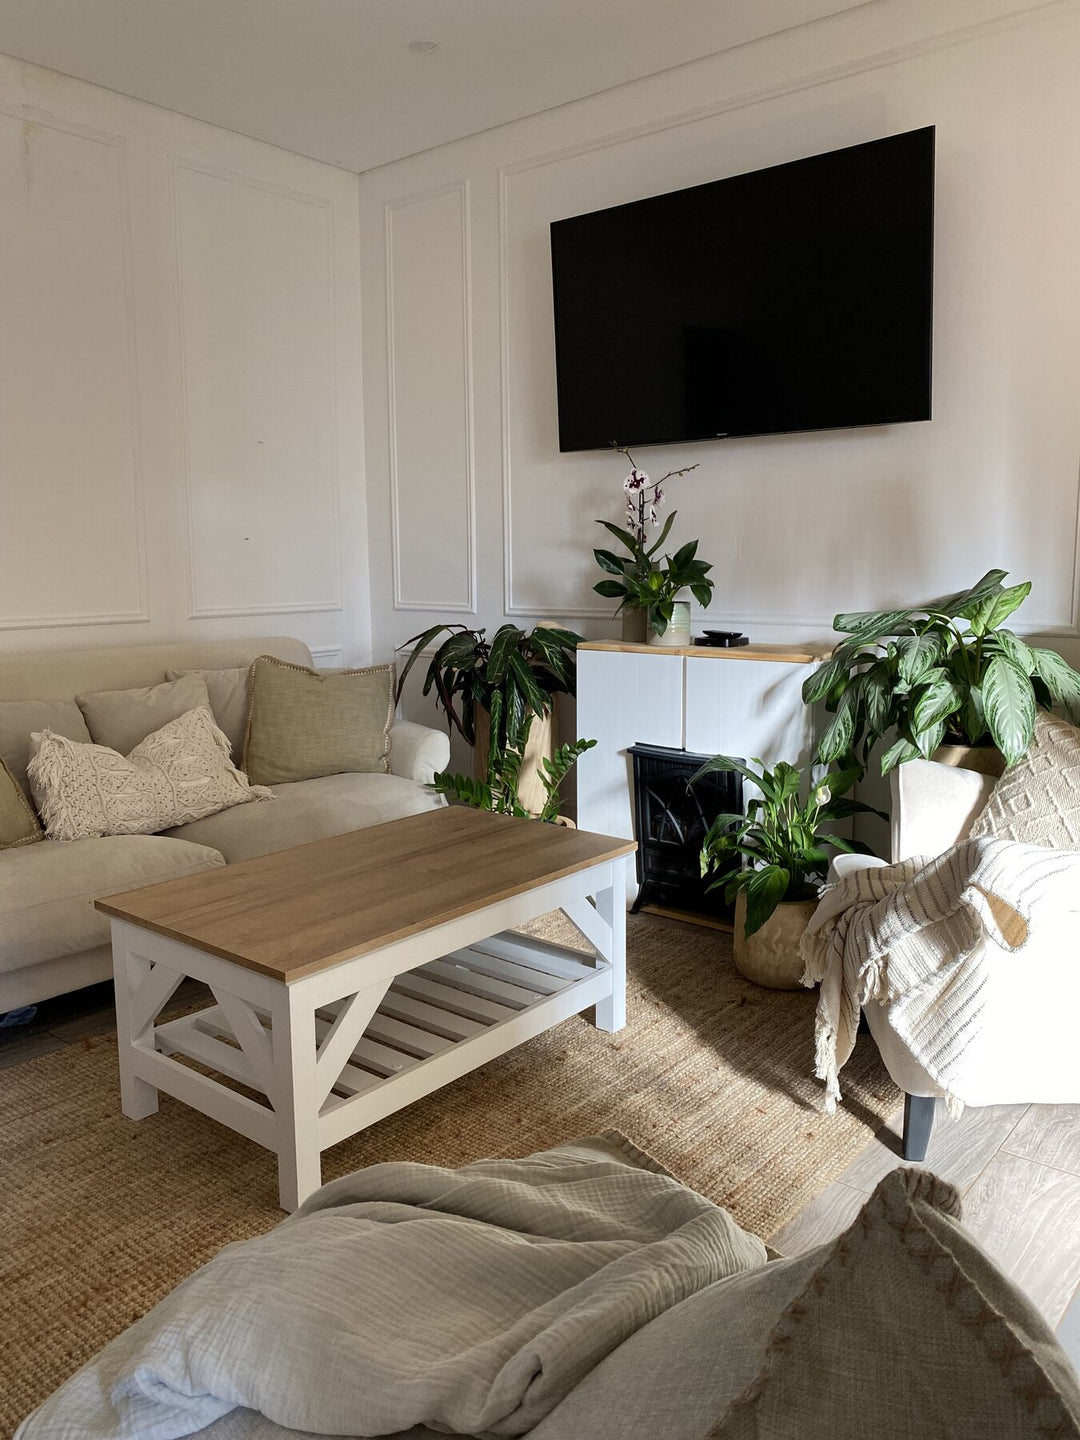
[801, 837, 1080, 1116]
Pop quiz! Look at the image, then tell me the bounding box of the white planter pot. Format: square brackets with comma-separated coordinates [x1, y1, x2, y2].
[647, 599, 691, 647]
[733, 892, 817, 990]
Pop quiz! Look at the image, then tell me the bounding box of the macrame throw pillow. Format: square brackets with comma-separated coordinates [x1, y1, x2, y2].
[27, 706, 271, 842]
[969, 711, 1080, 850]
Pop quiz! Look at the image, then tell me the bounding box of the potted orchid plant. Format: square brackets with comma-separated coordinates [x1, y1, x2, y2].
[592, 447, 714, 644]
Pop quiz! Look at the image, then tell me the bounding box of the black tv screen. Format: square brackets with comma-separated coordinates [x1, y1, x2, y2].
[550, 126, 935, 451]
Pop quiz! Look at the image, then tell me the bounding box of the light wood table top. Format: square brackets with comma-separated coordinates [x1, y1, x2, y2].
[96, 807, 636, 984]
[578, 640, 830, 663]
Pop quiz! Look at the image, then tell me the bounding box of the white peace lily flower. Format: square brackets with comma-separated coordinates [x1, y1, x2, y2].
[813, 783, 832, 806]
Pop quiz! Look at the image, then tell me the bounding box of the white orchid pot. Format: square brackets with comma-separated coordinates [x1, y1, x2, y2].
[647, 598, 692, 647]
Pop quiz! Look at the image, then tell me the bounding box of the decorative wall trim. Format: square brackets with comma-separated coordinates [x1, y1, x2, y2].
[386, 180, 477, 615]
[310, 645, 345, 667]
[497, 0, 1079, 634]
[0, 105, 149, 631]
[168, 153, 344, 620]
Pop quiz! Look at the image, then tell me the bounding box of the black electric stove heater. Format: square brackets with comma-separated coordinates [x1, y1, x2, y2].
[627, 743, 743, 919]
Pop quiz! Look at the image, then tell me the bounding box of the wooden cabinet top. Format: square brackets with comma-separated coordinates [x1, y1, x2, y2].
[577, 641, 831, 664]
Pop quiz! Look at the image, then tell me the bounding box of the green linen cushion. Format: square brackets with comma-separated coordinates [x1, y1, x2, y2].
[0, 699, 92, 799]
[76, 675, 211, 756]
[969, 710, 1080, 849]
[0, 757, 43, 849]
[242, 656, 395, 786]
[167, 667, 249, 760]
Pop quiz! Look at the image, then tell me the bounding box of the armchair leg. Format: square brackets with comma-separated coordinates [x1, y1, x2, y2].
[902, 1094, 936, 1162]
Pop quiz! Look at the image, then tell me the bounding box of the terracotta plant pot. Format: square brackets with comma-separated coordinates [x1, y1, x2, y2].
[732, 892, 817, 990]
[931, 742, 1007, 778]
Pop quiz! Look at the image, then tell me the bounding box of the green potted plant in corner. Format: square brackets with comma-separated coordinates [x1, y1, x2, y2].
[592, 447, 714, 644]
[395, 621, 591, 818]
[803, 568, 1080, 776]
[692, 757, 882, 989]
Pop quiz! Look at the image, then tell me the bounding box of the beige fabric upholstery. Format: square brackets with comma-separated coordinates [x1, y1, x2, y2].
[970, 711, 1080, 849]
[167, 770, 442, 863]
[710, 1169, 1080, 1438]
[0, 637, 312, 704]
[0, 834, 225, 975]
[242, 656, 394, 785]
[77, 675, 210, 755]
[0, 699, 92, 798]
[388, 719, 451, 787]
[29, 707, 271, 842]
[167, 667, 249, 759]
[0, 759, 42, 849]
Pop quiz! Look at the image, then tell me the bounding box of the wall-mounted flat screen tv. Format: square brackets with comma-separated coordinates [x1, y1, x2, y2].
[550, 126, 935, 452]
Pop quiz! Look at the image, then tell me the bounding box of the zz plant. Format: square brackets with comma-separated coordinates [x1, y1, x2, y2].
[693, 757, 882, 938]
[433, 737, 597, 824]
[804, 569, 1080, 774]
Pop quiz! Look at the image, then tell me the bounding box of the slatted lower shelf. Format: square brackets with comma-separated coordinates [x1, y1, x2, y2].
[155, 930, 605, 1120]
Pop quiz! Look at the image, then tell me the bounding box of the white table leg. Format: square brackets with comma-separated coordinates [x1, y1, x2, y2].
[113, 938, 160, 1119]
[270, 986, 322, 1212]
[593, 861, 627, 1033]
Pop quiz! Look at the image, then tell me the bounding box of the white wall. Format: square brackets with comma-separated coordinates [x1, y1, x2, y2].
[0, 52, 367, 668]
[359, 0, 1080, 729]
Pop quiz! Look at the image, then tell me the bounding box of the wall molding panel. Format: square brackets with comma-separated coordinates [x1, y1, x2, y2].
[0, 105, 149, 631]
[385, 181, 477, 614]
[169, 154, 344, 621]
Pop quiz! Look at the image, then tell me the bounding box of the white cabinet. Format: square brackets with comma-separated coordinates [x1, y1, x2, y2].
[575, 641, 826, 904]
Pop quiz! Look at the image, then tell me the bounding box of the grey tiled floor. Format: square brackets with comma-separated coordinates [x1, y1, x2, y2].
[768, 1099, 1080, 1370]
[3, 986, 1079, 1372]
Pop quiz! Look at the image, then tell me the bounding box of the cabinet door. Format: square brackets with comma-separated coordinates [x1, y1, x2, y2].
[683, 657, 816, 772]
[576, 649, 683, 898]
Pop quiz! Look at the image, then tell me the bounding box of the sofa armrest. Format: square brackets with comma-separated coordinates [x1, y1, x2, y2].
[890, 760, 996, 862]
[390, 721, 450, 786]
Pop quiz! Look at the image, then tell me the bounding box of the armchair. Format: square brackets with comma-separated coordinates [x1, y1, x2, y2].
[836, 760, 1080, 1160]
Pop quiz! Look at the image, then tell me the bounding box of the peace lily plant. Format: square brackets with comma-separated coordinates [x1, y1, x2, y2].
[804, 568, 1080, 774]
[693, 757, 882, 938]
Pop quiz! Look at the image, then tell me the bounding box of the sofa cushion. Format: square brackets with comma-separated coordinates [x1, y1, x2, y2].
[0, 699, 91, 798]
[165, 771, 442, 863]
[0, 834, 226, 975]
[28, 708, 271, 842]
[76, 674, 211, 755]
[167, 667, 249, 759]
[0, 758, 42, 850]
[970, 711, 1080, 849]
[242, 656, 394, 785]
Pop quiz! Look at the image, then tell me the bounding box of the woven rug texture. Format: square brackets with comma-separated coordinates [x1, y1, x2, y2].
[0, 911, 899, 1435]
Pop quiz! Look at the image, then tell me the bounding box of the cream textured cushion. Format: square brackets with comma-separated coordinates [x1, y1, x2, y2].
[166, 770, 442, 863]
[27, 706, 271, 842]
[970, 711, 1080, 849]
[167, 667, 249, 759]
[0, 699, 92, 799]
[0, 834, 226, 975]
[77, 675, 211, 756]
[0, 758, 42, 849]
[242, 656, 395, 786]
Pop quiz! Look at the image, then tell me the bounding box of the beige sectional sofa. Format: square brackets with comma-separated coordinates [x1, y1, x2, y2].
[0, 636, 449, 1011]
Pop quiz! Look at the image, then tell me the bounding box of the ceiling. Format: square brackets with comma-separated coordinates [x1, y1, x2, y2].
[0, 0, 870, 172]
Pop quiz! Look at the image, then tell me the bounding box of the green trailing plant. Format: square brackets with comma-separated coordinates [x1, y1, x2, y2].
[803, 569, 1080, 775]
[432, 737, 598, 824]
[396, 622, 594, 821]
[693, 757, 883, 939]
[592, 446, 713, 637]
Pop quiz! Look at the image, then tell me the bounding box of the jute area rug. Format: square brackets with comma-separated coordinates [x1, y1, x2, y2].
[0, 911, 898, 1436]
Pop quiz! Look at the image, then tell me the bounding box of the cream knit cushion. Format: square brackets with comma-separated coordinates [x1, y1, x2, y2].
[970, 711, 1080, 849]
[27, 706, 271, 842]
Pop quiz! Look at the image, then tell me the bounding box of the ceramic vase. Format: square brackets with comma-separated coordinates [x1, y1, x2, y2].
[732, 892, 817, 990]
[647, 598, 691, 647]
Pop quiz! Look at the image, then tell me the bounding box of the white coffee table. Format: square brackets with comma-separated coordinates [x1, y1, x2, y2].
[97, 807, 635, 1210]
